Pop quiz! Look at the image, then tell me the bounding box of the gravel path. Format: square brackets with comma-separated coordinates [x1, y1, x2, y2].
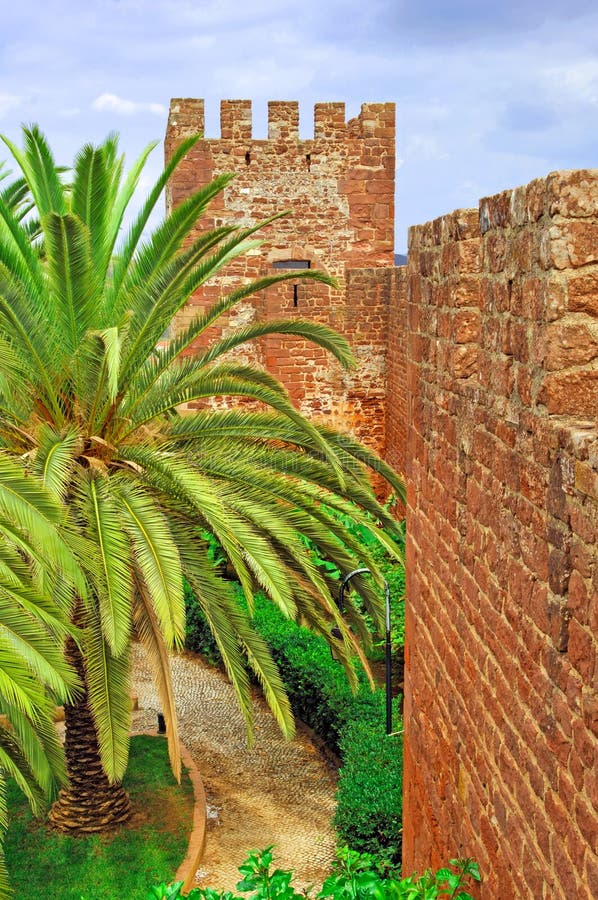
[131, 644, 338, 892]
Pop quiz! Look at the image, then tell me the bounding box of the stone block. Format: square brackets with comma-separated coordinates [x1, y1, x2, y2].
[539, 370, 598, 418]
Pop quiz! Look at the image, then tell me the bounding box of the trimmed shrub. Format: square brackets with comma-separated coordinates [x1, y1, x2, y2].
[252, 595, 402, 865]
[335, 715, 402, 863]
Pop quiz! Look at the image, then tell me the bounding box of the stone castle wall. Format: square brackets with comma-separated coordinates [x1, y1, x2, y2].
[165, 99, 395, 456]
[165, 104, 597, 896]
[397, 171, 598, 899]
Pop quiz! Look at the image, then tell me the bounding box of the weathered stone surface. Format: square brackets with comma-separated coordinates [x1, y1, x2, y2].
[569, 272, 598, 317]
[547, 170, 598, 218]
[166, 98, 395, 461]
[550, 222, 598, 270]
[401, 169, 598, 900]
[165, 111, 598, 900]
[543, 322, 598, 371]
[539, 370, 598, 418]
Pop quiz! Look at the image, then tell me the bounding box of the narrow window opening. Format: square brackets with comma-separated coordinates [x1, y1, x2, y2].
[245, 151, 251, 165]
[272, 259, 311, 270]
[305, 152, 311, 172]
[293, 284, 299, 308]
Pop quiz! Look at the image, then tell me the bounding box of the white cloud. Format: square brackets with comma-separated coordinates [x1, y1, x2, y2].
[544, 59, 598, 106]
[403, 134, 449, 162]
[0, 92, 21, 119]
[92, 93, 166, 116]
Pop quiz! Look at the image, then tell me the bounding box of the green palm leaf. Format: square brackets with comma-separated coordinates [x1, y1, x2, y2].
[132, 581, 180, 779]
[44, 212, 98, 360]
[0, 125, 405, 843]
[32, 426, 80, 501]
[1, 127, 66, 218]
[114, 484, 184, 649]
[85, 477, 132, 656]
[84, 606, 131, 782]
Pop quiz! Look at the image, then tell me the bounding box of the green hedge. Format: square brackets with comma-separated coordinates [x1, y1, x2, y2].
[252, 595, 402, 865]
[185, 587, 403, 866]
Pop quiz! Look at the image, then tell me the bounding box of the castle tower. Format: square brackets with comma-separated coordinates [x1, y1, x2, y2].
[164, 99, 396, 455]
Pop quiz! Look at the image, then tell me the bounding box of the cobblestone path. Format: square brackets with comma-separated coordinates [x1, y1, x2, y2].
[131, 644, 338, 892]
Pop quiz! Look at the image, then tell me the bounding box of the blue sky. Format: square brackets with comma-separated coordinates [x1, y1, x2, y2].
[1, 0, 597, 251]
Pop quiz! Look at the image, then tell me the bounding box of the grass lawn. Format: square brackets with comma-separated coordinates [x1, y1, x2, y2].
[5, 735, 194, 899]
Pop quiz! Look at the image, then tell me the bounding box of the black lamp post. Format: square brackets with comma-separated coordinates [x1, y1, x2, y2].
[337, 568, 393, 736]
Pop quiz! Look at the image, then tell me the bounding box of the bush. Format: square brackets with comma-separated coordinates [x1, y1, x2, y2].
[149, 846, 481, 900]
[335, 716, 403, 865]
[252, 595, 402, 865]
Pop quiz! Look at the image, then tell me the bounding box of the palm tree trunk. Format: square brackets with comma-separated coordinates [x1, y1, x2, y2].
[49, 637, 131, 834]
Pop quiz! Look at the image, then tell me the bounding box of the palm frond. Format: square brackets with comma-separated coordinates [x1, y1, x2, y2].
[0, 728, 45, 815]
[0, 600, 78, 699]
[106, 133, 203, 314]
[71, 143, 112, 279]
[0, 455, 84, 594]
[1, 126, 66, 218]
[83, 607, 131, 782]
[132, 581, 180, 779]
[44, 212, 98, 362]
[104, 140, 157, 274]
[0, 699, 67, 799]
[122, 366, 346, 489]
[114, 483, 184, 649]
[84, 476, 132, 656]
[32, 425, 80, 501]
[193, 316, 355, 371]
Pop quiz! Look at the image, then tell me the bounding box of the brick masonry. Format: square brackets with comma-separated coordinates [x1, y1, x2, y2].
[398, 171, 598, 899]
[165, 104, 597, 897]
[165, 99, 395, 457]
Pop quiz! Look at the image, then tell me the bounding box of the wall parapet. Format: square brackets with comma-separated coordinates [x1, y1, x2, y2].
[401, 168, 598, 899]
[167, 98, 395, 143]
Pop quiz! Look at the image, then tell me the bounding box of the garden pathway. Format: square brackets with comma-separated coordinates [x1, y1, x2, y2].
[130, 644, 338, 892]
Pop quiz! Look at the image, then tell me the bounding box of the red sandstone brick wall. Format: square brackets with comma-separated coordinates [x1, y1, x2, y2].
[165, 102, 598, 896]
[385, 266, 408, 479]
[399, 171, 598, 898]
[164, 99, 394, 458]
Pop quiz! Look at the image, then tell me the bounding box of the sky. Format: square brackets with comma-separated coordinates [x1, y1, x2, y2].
[0, 0, 597, 252]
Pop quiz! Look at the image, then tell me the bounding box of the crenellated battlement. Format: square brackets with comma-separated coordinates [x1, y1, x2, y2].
[167, 98, 205, 137]
[267, 101, 299, 140]
[167, 98, 394, 142]
[221, 100, 252, 141]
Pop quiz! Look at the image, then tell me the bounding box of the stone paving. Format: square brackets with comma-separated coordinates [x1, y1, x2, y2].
[131, 643, 338, 892]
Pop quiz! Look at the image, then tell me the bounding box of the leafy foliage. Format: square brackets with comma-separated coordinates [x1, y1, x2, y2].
[185, 562, 404, 867]
[0, 455, 82, 898]
[0, 124, 405, 833]
[149, 846, 481, 900]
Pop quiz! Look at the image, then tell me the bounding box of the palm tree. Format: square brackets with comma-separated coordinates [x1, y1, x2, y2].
[0, 455, 82, 896]
[0, 126, 405, 835]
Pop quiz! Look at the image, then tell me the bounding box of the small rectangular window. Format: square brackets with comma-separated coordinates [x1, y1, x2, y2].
[272, 259, 311, 270]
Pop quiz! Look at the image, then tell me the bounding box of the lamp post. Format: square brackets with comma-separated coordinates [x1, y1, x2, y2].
[338, 568, 393, 736]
